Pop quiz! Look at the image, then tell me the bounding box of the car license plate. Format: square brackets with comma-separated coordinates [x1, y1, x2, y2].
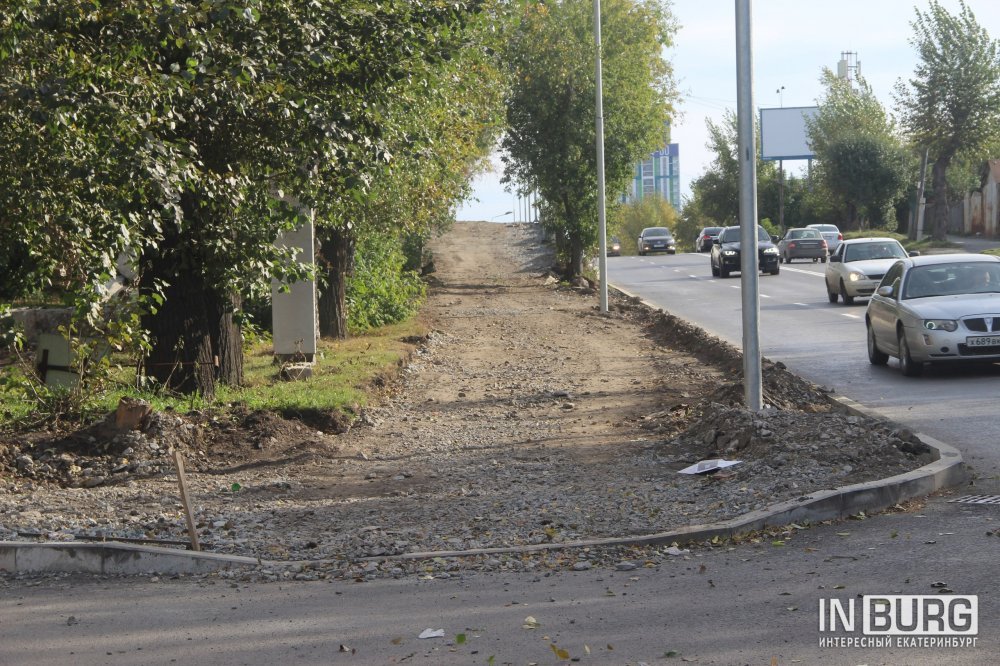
[966, 335, 1000, 347]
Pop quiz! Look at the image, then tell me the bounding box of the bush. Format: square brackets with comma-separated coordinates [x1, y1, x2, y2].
[346, 233, 426, 333]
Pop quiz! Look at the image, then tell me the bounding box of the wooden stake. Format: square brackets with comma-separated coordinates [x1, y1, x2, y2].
[172, 449, 201, 552]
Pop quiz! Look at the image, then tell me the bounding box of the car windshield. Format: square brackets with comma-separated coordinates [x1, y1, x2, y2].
[719, 226, 770, 243]
[644, 228, 672, 238]
[843, 242, 907, 262]
[810, 225, 839, 233]
[904, 262, 1000, 299]
[702, 227, 722, 235]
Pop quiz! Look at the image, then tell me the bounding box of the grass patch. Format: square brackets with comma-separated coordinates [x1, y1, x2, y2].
[1, 316, 428, 429]
[841, 229, 965, 253]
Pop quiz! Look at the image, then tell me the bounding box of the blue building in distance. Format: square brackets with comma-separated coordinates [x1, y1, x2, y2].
[624, 143, 680, 209]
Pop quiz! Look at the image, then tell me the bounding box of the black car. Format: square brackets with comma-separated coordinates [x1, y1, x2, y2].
[710, 225, 781, 277]
[637, 227, 676, 255]
[696, 226, 724, 252]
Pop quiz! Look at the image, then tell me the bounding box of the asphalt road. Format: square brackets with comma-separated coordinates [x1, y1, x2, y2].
[3, 496, 996, 665]
[607, 251, 1000, 480]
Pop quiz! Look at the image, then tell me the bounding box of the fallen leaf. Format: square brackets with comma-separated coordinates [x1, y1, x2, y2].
[523, 616, 540, 630]
[391, 637, 402, 645]
[835, 532, 851, 537]
[456, 633, 466, 645]
[550, 644, 570, 660]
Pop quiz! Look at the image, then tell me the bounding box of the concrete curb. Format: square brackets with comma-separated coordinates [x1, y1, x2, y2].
[0, 287, 969, 575]
[0, 541, 261, 575]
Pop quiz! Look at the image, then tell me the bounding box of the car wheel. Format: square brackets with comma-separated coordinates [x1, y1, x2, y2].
[867, 322, 889, 366]
[827, 282, 839, 303]
[720, 266, 730, 278]
[821, 256, 827, 263]
[897, 328, 923, 377]
[839, 280, 854, 305]
[711, 262, 719, 277]
[769, 266, 780, 275]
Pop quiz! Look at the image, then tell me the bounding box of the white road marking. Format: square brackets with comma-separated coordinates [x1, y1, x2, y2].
[793, 302, 810, 307]
[841, 313, 861, 319]
[782, 266, 825, 277]
[760, 293, 771, 298]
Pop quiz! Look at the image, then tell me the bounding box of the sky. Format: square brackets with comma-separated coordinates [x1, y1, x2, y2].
[454, 0, 1000, 222]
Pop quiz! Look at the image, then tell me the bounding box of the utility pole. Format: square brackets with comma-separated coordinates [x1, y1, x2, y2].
[594, 0, 609, 313]
[735, 0, 763, 412]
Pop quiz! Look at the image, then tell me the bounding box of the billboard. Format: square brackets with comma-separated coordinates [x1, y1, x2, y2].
[760, 106, 819, 161]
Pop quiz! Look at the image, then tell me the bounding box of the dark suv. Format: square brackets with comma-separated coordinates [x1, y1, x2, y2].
[710, 225, 780, 277]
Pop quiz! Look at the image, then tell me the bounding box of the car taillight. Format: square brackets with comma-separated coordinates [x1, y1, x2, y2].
[838, 233, 843, 240]
[821, 240, 828, 248]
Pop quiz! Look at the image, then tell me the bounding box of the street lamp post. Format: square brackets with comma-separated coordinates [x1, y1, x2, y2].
[594, 0, 608, 313]
[491, 210, 513, 221]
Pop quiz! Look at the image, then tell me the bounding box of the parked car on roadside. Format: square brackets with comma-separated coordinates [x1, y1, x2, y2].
[607, 236, 621, 256]
[807, 223, 843, 253]
[825, 237, 913, 305]
[710, 225, 780, 277]
[777, 228, 828, 263]
[637, 227, 676, 255]
[866, 254, 1000, 376]
[696, 226, 724, 252]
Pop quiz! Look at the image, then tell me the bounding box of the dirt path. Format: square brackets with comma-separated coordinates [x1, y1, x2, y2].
[1, 222, 930, 578]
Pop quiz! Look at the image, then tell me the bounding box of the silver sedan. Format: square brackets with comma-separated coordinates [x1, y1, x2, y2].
[866, 254, 1000, 376]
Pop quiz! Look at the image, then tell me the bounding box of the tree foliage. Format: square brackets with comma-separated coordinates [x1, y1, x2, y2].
[807, 69, 909, 230]
[502, 0, 677, 278]
[682, 110, 781, 231]
[895, 0, 1000, 239]
[0, 1, 504, 399]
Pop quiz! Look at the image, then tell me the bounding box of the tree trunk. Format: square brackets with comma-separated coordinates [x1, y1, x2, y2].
[208, 290, 243, 387]
[140, 233, 217, 399]
[570, 236, 584, 278]
[931, 156, 951, 241]
[846, 201, 858, 231]
[318, 226, 354, 339]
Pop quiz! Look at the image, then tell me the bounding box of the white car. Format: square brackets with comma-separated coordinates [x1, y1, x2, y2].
[807, 224, 843, 253]
[866, 254, 1000, 376]
[825, 237, 913, 305]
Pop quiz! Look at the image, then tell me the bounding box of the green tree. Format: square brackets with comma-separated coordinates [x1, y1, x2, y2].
[682, 110, 780, 229]
[502, 0, 677, 279]
[314, 5, 508, 339]
[808, 68, 908, 230]
[0, 1, 498, 398]
[895, 0, 1000, 240]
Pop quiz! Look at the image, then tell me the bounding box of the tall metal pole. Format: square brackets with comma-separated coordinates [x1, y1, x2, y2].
[594, 0, 609, 313]
[735, 0, 763, 411]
